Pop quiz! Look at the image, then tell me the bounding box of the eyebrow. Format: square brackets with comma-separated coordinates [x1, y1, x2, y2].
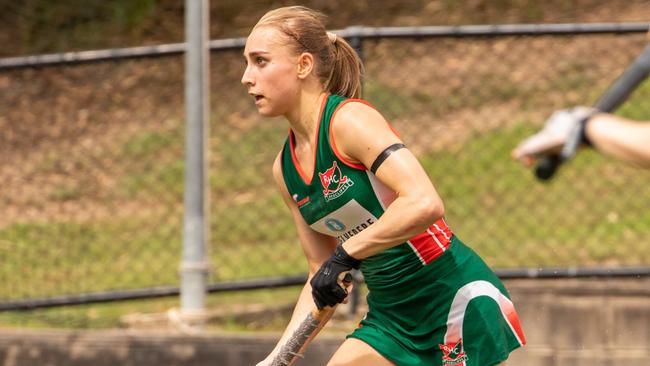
[243, 50, 271, 58]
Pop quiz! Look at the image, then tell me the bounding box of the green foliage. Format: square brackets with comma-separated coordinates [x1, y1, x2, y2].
[0, 219, 182, 300]
[49, 184, 83, 201]
[14, 0, 158, 54]
[116, 126, 185, 198]
[363, 80, 412, 120]
[0, 287, 304, 329]
[121, 129, 180, 160]
[211, 123, 285, 191]
[117, 158, 185, 198]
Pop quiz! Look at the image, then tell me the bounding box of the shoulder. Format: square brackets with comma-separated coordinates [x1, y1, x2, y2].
[330, 99, 402, 167]
[331, 99, 389, 135]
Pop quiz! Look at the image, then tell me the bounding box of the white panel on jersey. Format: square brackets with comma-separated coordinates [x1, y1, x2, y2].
[310, 199, 378, 243]
[366, 171, 397, 210]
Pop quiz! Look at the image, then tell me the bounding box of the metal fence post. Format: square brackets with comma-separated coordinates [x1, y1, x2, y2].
[180, 0, 210, 328]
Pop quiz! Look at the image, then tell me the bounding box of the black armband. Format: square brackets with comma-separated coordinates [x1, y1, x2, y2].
[370, 143, 406, 174]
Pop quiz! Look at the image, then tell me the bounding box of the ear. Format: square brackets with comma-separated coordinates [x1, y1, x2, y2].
[296, 52, 315, 79]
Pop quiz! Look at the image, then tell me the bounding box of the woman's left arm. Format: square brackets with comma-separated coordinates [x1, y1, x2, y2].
[331, 102, 445, 259]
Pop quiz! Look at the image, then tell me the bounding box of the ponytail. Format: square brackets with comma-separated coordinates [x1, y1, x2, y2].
[325, 36, 364, 99]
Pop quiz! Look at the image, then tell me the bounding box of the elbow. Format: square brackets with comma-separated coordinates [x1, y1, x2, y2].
[428, 197, 446, 221]
[415, 194, 445, 224]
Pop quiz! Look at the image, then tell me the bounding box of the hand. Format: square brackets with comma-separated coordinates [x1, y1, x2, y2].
[310, 245, 361, 310]
[512, 106, 596, 166]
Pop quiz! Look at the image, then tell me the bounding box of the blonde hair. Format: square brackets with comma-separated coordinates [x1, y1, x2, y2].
[254, 6, 363, 99]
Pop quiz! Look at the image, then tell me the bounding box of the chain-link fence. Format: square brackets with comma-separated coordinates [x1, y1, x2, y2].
[0, 57, 186, 302]
[1, 26, 649, 312]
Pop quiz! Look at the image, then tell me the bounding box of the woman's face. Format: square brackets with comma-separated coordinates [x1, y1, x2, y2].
[241, 26, 301, 117]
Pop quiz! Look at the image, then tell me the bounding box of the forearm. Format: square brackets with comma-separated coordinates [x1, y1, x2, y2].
[265, 279, 335, 360]
[587, 114, 650, 168]
[342, 194, 443, 259]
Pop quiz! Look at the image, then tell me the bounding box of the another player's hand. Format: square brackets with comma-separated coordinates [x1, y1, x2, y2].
[512, 106, 596, 166]
[310, 245, 361, 310]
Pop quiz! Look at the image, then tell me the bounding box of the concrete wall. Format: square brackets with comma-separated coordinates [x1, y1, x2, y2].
[506, 277, 650, 366]
[0, 277, 648, 366]
[0, 329, 338, 366]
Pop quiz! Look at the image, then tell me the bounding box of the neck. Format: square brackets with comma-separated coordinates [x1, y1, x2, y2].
[286, 88, 328, 145]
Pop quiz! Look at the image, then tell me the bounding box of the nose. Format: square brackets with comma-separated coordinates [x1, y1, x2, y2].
[241, 65, 254, 86]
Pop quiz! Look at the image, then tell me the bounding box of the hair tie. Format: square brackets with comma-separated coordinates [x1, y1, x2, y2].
[327, 31, 337, 44]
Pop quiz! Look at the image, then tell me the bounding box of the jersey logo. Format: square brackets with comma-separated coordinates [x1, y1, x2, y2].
[325, 218, 346, 231]
[318, 161, 354, 202]
[439, 339, 468, 365]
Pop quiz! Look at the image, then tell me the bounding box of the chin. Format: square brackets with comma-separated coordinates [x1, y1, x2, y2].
[257, 108, 278, 117]
[257, 106, 283, 118]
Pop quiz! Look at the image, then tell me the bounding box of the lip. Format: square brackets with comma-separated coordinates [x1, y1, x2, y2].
[250, 93, 264, 105]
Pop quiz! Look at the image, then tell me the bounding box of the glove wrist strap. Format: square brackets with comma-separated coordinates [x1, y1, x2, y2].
[334, 245, 361, 270]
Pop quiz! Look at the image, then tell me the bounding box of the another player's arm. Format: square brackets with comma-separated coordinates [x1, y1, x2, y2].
[586, 114, 650, 168]
[331, 102, 445, 260]
[258, 154, 340, 364]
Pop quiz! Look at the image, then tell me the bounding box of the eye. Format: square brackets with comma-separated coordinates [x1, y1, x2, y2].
[255, 56, 267, 65]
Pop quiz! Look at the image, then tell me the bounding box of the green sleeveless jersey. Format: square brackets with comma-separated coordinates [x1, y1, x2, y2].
[280, 94, 454, 291]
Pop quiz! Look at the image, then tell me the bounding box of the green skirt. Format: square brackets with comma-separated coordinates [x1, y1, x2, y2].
[348, 236, 526, 366]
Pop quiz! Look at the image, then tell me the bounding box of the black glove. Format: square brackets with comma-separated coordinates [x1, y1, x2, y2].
[310, 245, 361, 310]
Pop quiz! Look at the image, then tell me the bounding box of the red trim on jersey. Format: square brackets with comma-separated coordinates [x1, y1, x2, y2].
[288, 93, 329, 185]
[329, 99, 401, 170]
[296, 196, 310, 207]
[408, 218, 453, 264]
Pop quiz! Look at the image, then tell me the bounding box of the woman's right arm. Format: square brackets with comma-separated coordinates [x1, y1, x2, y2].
[256, 154, 340, 365]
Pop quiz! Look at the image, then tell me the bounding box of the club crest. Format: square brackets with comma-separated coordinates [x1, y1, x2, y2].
[439, 339, 468, 365]
[318, 161, 354, 202]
